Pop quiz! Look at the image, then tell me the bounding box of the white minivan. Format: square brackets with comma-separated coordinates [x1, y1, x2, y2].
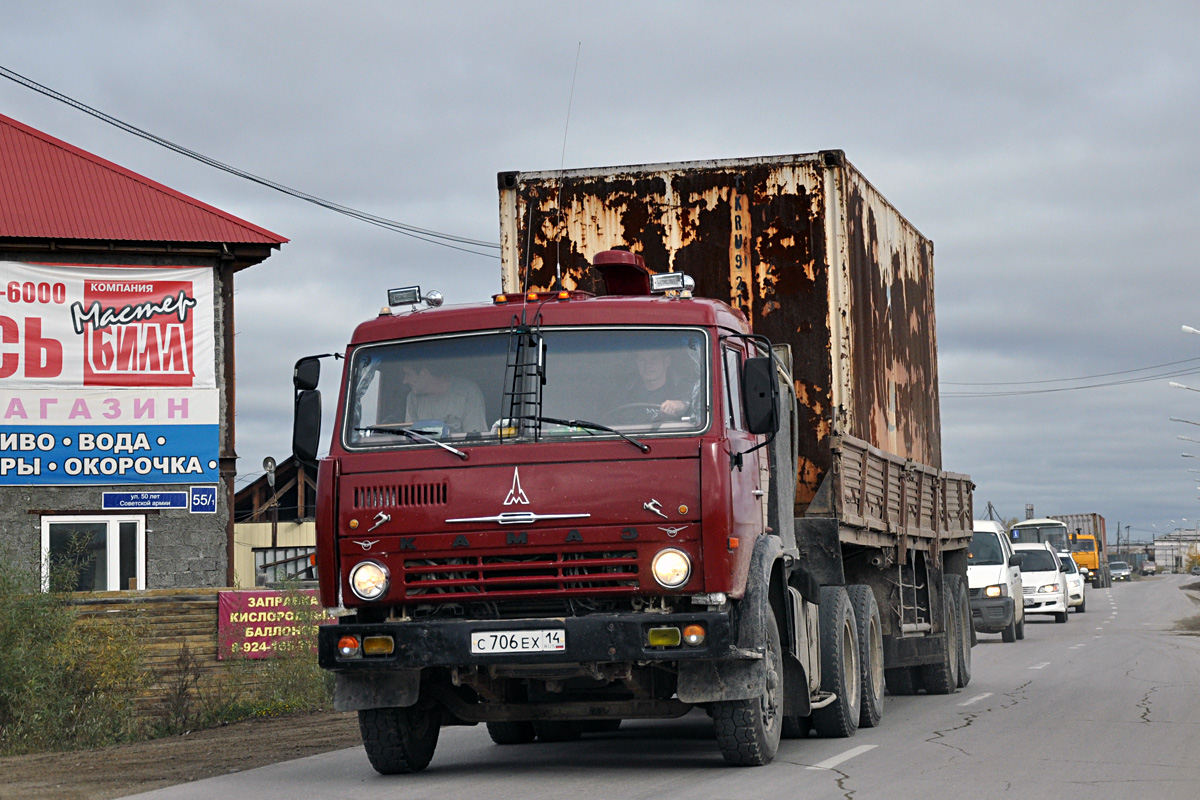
[968, 520, 1025, 642]
[1013, 542, 1070, 623]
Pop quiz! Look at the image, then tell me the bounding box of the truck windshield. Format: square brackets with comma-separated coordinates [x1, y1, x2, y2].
[343, 327, 708, 450]
[1070, 539, 1096, 554]
[1010, 524, 1069, 551]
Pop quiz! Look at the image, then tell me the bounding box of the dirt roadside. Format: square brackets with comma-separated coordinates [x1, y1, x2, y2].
[0, 710, 361, 800]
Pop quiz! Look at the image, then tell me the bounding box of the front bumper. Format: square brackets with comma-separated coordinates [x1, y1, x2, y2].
[1023, 594, 1067, 614]
[318, 610, 739, 671]
[970, 596, 1015, 633]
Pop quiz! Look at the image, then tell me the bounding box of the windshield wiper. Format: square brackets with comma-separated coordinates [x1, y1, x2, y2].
[355, 425, 468, 460]
[514, 415, 649, 453]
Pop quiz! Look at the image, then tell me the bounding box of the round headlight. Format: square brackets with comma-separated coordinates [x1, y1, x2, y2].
[651, 548, 692, 588]
[349, 560, 390, 601]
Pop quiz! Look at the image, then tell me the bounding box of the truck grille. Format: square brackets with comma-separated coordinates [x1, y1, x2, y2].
[354, 482, 447, 509]
[402, 550, 638, 598]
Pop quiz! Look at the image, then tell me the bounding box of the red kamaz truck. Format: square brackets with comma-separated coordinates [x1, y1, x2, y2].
[293, 151, 974, 773]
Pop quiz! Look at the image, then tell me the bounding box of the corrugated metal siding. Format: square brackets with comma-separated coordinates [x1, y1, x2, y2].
[498, 152, 944, 503]
[0, 113, 286, 245]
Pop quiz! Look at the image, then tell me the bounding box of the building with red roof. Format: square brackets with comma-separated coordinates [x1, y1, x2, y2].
[0, 112, 286, 590]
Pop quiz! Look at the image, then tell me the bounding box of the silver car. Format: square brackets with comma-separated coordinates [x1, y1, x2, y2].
[1110, 561, 1132, 581]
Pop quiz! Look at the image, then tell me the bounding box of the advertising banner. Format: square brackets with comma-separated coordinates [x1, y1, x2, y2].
[217, 588, 334, 660]
[0, 261, 219, 485]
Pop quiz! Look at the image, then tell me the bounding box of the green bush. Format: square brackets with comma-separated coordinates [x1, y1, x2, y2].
[0, 544, 147, 754]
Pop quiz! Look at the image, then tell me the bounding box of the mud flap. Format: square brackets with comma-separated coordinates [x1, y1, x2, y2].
[334, 669, 422, 712]
[678, 535, 782, 704]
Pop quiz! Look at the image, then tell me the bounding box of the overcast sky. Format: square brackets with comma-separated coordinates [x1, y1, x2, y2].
[3, 1, 1198, 542]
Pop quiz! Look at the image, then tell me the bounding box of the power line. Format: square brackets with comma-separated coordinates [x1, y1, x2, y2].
[0, 64, 500, 258]
[942, 355, 1200, 386]
[943, 364, 1200, 398]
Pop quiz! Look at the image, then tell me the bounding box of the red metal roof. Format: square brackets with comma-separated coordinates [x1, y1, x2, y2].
[0, 112, 287, 246]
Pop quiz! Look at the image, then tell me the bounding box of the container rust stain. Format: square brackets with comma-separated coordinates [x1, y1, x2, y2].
[498, 152, 943, 509]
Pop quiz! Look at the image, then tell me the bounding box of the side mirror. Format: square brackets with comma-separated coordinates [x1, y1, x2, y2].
[293, 389, 322, 464]
[1009, 553, 1023, 568]
[742, 356, 779, 435]
[294, 356, 322, 391]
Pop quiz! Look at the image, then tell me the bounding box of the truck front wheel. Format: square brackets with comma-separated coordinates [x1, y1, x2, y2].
[711, 607, 784, 766]
[358, 703, 441, 774]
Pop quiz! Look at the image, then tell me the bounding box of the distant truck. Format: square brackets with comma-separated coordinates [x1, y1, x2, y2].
[294, 151, 975, 774]
[1050, 513, 1111, 588]
[1011, 516, 1110, 588]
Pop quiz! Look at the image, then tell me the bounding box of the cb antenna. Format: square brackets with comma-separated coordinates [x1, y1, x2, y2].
[553, 42, 582, 290]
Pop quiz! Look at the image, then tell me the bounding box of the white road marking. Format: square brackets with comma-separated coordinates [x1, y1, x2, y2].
[958, 692, 993, 706]
[1029, 662, 1051, 669]
[806, 745, 878, 771]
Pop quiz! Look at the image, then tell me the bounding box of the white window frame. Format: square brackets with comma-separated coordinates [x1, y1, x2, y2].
[40, 515, 146, 592]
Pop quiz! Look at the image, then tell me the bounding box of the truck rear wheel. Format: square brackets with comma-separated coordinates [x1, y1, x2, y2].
[812, 586, 861, 737]
[919, 578, 960, 694]
[884, 666, 919, 695]
[948, 575, 971, 688]
[534, 721, 582, 742]
[846, 584, 884, 728]
[358, 704, 441, 774]
[486, 721, 536, 744]
[711, 606, 784, 765]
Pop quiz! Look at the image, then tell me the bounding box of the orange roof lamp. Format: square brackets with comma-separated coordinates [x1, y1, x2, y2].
[593, 249, 652, 296]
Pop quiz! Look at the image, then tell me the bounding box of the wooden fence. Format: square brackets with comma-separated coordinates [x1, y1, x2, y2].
[68, 588, 284, 719]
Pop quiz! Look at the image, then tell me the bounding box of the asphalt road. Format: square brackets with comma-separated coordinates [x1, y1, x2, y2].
[124, 575, 1200, 800]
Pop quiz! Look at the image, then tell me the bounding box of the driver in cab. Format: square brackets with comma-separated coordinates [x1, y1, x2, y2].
[623, 349, 692, 419]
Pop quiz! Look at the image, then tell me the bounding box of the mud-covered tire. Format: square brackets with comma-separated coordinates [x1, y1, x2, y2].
[885, 666, 919, 696]
[711, 606, 784, 765]
[948, 575, 972, 689]
[358, 704, 441, 774]
[811, 586, 861, 737]
[846, 585, 884, 728]
[533, 721, 582, 742]
[919, 578, 960, 695]
[486, 721, 536, 744]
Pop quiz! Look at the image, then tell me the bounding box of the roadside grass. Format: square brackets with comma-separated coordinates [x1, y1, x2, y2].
[1175, 582, 1200, 633]
[0, 542, 149, 754]
[1, 543, 332, 755]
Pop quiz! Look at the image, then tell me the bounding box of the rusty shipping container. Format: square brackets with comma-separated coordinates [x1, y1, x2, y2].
[498, 151, 947, 519]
